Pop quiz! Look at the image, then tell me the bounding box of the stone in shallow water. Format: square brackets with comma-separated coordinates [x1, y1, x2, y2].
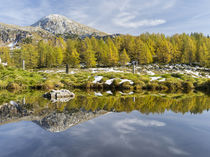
[44, 89, 75, 103]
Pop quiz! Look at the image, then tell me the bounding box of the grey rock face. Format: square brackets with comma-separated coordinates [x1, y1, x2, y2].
[31, 14, 106, 36]
[0, 22, 53, 46]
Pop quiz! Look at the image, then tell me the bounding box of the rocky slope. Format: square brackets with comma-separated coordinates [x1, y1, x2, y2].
[31, 14, 107, 37]
[0, 22, 54, 47]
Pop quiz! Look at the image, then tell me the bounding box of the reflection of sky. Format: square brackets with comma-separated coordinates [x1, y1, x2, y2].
[1, 111, 210, 157]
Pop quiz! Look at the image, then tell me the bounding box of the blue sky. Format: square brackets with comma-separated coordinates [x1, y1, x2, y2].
[0, 0, 210, 35]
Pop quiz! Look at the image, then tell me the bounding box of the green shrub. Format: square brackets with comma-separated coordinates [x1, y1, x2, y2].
[197, 79, 210, 92]
[171, 73, 184, 78]
[0, 64, 5, 70]
[120, 81, 132, 89]
[42, 80, 64, 89]
[134, 80, 145, 90]
[0, 80, 6, 89]
[182, 81, 194, 91]
[110, 79, 121, 89]
[6, 82, 21, 90]
[145, 83, 160, 91]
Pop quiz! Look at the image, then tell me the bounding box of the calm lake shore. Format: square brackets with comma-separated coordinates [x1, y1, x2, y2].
[0, 64, 210, 93]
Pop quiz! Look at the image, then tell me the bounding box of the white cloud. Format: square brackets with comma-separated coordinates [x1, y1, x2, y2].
[162, 0, 177, 9]
[114, 118, 166, 134]
[113, 12, 166, 28]
[67, 9, 89, 22]
[168, 146, 190, 156]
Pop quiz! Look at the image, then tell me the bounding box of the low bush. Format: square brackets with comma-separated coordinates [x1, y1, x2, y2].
[134, 80, 145, 90]
[120, 81, 132, 90]
[196, 80, 210, 92]
[6, 82, 21, 90]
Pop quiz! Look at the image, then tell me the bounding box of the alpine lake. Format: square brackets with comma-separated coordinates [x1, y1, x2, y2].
[0, 89, 210, 157]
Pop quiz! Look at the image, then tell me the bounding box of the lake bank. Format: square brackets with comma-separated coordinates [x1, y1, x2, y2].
[0, 65, 210, 93]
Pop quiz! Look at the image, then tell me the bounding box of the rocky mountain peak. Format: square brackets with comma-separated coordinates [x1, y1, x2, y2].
[31, 14, 106, 36]
[44, 14, 72, 20]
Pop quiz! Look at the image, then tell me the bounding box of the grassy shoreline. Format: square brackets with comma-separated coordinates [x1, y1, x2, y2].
[0, 66, 209, 93]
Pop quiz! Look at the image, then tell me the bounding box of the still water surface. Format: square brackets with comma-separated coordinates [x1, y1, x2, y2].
[0, 90, 210, 157]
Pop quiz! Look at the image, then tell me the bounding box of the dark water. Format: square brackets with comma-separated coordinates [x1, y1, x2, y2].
[0, 90, 210, 157]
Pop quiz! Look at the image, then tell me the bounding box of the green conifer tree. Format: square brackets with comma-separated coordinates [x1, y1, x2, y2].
[21, 44, 38, 69]
[37, 41, 47, 68]
[46, 45, 56, 67]
[119, 49, 130, 66]
[68, 48, 80, 67]
[54, 47, 63, 66]
[156, 40, 173, 64]
[84, 49, 96, 68]
[0, 47, 11, 65]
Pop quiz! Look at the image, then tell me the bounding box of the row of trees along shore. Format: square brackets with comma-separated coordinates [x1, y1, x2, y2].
[0, 33, 210, 69]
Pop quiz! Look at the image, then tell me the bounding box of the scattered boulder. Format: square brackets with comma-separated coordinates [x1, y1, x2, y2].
[43, 89, 75, 103]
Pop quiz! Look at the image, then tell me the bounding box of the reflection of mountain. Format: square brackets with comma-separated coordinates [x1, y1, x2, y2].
[33, 110, 107, 133]
[0, 102, 107, 132]
[0, 102, 50, 125]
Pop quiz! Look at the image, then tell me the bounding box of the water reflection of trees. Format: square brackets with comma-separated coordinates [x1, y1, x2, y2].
[63, 94, 210, 114]
[0, 90, 210, 115]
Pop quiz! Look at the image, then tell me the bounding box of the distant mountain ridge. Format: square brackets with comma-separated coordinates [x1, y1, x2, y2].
[0, 14, 107, 47]
[0, 22, 53, 47]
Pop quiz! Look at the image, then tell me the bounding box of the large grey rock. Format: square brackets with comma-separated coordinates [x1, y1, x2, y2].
[43, 89, 75, 103]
